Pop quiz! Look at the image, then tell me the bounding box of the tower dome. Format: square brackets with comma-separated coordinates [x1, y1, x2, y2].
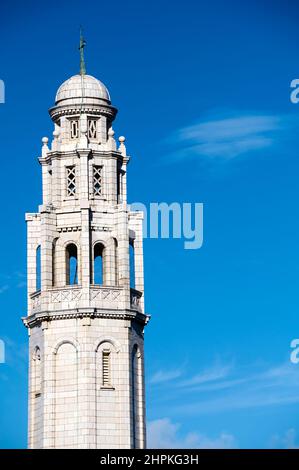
[49, 73, 117, 124]
[49, 31, 117, 123]
[55, 74, 111, 105]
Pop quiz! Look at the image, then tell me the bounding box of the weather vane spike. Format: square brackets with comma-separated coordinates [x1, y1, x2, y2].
[79, 26, 86, 76]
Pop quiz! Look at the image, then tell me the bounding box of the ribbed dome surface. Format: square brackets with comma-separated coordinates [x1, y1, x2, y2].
[55, 74, 110, 104]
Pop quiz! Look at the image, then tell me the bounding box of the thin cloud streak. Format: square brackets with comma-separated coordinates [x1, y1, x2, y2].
[0, 285, 9, 294]
[176, 363, 233, 388]
[150, 361, 299, 416]
[164, 111, 298, 163]
[149, 368, 183, 384]
[270, 428, 299, 449]
[174, 388, 299, 416]
[147, 418, 237, 449]
[0, 271, 26, 292]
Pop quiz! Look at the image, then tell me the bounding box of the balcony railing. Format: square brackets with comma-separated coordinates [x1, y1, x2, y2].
[130, 288, 143, 311]
[28, 285, 143, 314]
[30, 290, 41, 311]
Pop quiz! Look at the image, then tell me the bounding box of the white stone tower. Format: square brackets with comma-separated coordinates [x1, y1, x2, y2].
[23, 40, 149, 449]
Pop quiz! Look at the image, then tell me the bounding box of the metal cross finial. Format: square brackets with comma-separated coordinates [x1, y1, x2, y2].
[79, 27, 86, 76]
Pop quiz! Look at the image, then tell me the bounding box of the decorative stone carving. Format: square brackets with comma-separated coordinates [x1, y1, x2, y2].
[57, 226, 81, 233]
[50, 288, 82, 303]
[31, 292, 41, 310]
[130, 288, 142, 311]
[91, 287, 121, 301]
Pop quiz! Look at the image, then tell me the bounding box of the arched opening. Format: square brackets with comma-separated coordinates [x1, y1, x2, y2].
[32, 346, 42, 448]
[131, 344, 144, 448]
[129, 239, 135, 289]
[114, 238, 118, 286]
[102, 349, 111, 387]
[94, 243, 105, 285]
[95, 340, 118, 447]
[117, 161, 123, 204]
[52, 238, 58, 287]
[33, 347, 41, 396]
[36, 245, 41, 291]
[54, 342, 78, 447]
[66, 243, 78, 285]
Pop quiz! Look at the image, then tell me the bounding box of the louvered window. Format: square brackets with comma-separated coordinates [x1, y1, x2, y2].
[93, 165, 102, 196]
[66, 166, 76, 197]
[70, 120, 79, 139]
[102, 350, 111, 386]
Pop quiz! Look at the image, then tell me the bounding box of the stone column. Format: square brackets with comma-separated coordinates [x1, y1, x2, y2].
[117, 206, 130, 297]
[78, 149, 91, 293]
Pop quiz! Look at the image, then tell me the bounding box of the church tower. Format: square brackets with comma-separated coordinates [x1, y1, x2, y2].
[23, 39, 149, 449]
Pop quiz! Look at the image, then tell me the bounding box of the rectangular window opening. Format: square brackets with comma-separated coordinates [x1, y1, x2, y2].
[88, 120, 97, 140]
[102, 350, 111, 387]
[93, 165, 102, 196]
[70, 120, 79, 139]
[66, 165, 76, 197]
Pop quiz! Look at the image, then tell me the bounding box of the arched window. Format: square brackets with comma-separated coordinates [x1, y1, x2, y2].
[96, 340, 116, 391]
[52, 238, 58, 287]
[33, 347, 41, 396]
[132, 344, 144, 448]
[129, 239, 135, 289]
[36, 245, 41, 291]
[117, 161, 123, 204]
[102, 349, 111, 387]
[114, 238, 118, 286]
[66, 243, 78, 285]
[94, 243, 104, 285]
[54, 342, 78, 447]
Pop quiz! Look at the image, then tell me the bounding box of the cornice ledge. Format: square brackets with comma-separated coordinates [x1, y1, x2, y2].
[91, 149, 122, 158]
[22, 307, 149, 328]
[40, 149, 78, 161]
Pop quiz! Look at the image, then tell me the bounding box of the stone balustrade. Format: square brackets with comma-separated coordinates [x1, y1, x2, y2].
[130, 288, 143, 312]
[30, 285, 128, 313]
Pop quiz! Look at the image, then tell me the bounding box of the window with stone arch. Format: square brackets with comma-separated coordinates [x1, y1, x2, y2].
[129, 238, 135, 289]
[96, 340, 117, 390]
[66, 243, 78, 286]
[52, 238, 58, 287]
[132, 344, 144, 448]
[36, 245, 41, 292]
[102, 349, 111, 387]
[33, 346, 42, 397]
[113, 238, 118, 286]
[93, 242, 105, 285]
[117, 161, 124, 204]
[54, 341, 78, 448]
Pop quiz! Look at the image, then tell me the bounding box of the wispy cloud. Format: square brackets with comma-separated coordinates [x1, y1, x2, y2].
[149, 360, 299, 416]
[147, 418, 237, 449]
[1, 337, 28, 369]
[164, 111, 295, 163]
[149, 361, 233, 389]
[0, 271, 26, 292]
[0, 285, 9, 294]
[270, 428, 299, 449]
[177, 363, 233, 388]
[17, 281, 26, 288]
[149, 367, 184, 384]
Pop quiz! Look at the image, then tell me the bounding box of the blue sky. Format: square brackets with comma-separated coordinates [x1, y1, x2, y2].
[1, 0, 299, 449]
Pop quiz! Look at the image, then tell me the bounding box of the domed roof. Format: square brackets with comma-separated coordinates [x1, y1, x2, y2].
[55, 74, 111, 105]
